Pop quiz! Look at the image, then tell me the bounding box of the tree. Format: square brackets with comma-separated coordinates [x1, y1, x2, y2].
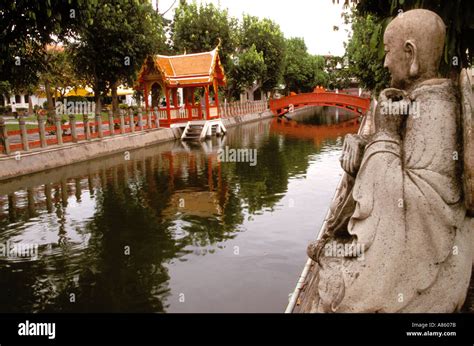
[226, 45, 266, 99]
[170, 2, 286, 98]
[343, 13, 390, 92]
[240, 15, 286, 94]
[353, 0, 472, 70]
[308, 55, 329, 90]
[0, 0, 95, 92]
[338, 0, 473, 93]
[171, 0, 238, 67]
[282, 38, 328, 93]
[38, 46, 82, 120]
[283, 38, 309, 93]
[0, 81, 11, 100]
[71, 0, 166, 115]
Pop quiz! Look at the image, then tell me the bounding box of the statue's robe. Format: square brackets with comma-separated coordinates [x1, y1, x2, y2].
[317, 79, 473, 312]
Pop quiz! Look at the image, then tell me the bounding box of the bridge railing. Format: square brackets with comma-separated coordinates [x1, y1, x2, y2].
[219, 100, 268, 118]
[269, 92, 371, 116]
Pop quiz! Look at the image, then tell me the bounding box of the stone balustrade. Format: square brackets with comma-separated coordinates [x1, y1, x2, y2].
[0, 109, 154, 155]
[218, 100, 268, 118]
[0, 100, 270, 155]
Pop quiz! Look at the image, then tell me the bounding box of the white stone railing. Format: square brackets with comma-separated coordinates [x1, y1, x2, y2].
[219, 100, 268, 118]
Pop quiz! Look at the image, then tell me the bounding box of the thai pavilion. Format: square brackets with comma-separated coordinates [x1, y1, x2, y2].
[136, 46, 227, 139]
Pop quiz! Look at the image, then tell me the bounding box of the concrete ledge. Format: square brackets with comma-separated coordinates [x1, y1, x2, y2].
[0, 110, 275, 181]
[0, 128, 178, 181]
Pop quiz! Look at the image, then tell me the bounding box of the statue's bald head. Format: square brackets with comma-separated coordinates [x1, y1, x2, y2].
[383, 9, 446, 90]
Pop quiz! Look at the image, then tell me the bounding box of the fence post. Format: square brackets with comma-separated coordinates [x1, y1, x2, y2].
[18, 115, 30, 151]
[119, 110, 125, 134]
[69, 114, 78, 142]
[54, 115, 63, 145]
[0, 117, 11, 155]
[108, 110, 115, 136]
[38, 115, 47, 148]
[154, 107, 160, 128]
[137, 108, 143, 131]
[84, 114, 91, 140]
[95, 113, 103, 138]
[147, 108, 153, 129]
[129, 109, 135, 132]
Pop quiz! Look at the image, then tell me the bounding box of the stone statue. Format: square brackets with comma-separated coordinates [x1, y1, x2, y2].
[305, 9, 473, 313]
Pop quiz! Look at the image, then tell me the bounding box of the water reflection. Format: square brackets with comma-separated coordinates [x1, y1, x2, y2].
[0, 107, 360, 312]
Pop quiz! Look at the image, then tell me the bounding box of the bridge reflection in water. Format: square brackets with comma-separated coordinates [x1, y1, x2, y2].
[0, 107, 360, 313]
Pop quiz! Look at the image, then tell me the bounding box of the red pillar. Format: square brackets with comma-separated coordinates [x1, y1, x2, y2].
[186, 88, 194, 120]
[144, 84, 149, 111]
[172, 88, 178, 108]
[204, 86, 210, 120]
[213, 82, 219, 117]
[165, 88, 171, 123]
[191, 87, 196, 118]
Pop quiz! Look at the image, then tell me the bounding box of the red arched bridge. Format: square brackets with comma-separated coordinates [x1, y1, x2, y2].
[269, 92, 371, 117]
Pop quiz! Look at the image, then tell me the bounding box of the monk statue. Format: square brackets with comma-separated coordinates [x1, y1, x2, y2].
[304, 9, 473, 313]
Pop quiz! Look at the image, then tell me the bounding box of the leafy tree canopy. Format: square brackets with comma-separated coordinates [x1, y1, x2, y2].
[227, 44, 266, 97]
[171, 0, 238, 67]
[0, 0, 96, 91]
[343, 13, 390, 92]
[240, 15, 286, 93]
[339, 0, 473, 93]
[283, 37, 328, 93]
[70, 0, 166, 110]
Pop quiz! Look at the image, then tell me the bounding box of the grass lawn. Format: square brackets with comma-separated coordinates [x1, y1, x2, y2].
[6, 124, 38, 131]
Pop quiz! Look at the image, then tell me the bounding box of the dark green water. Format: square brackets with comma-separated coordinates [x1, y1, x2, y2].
[0, 107, 360, 312]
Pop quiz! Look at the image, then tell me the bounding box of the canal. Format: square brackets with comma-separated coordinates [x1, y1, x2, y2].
[0, 107, 360, 313]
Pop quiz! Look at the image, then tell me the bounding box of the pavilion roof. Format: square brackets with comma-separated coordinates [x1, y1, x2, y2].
[137, 47, 226, 88]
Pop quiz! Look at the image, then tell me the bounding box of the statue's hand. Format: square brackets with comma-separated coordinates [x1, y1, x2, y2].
[340, 134, 367, 176]
[375, 88, 409, 138]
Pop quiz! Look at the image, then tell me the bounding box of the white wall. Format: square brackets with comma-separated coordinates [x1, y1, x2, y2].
[2, 94, 47, 112]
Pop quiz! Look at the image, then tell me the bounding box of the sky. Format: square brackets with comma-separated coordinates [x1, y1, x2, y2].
[157, 0, 351, 56]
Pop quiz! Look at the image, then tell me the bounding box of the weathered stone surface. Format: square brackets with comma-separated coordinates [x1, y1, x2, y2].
[304, 9, 473, 313]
